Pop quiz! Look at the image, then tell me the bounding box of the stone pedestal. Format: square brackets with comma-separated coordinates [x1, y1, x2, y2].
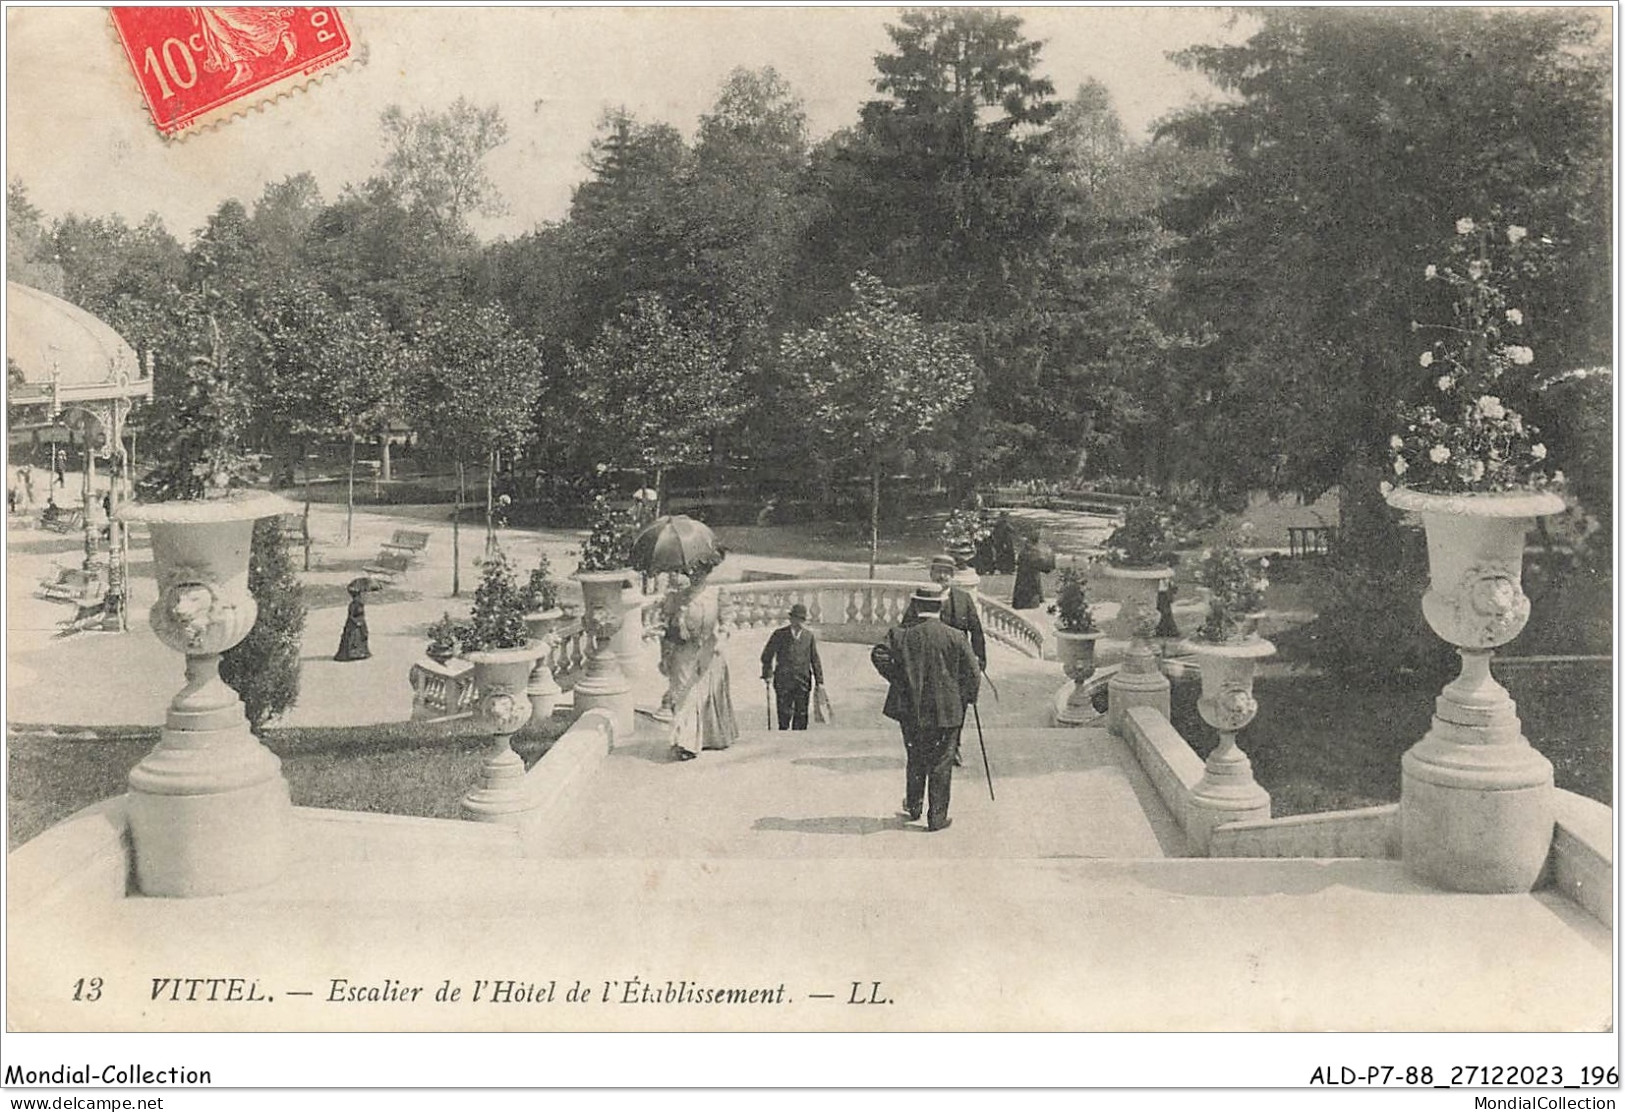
[573, 572, 637, 736]
[1106, 637, 1170, 736]
[118, 491, 293, 897]
[523, 610, 564, 731]
[462, 646, 539, 823]
[1186, 637, 1275, 854]
[1386, 486, 1563, 893]
[1401, 651, 1555, 891]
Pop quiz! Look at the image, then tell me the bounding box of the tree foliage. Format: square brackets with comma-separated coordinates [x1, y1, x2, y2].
[780, 272, 975, 572]
[568, 294, 746, 502]
[1158, 7, 1611, 502]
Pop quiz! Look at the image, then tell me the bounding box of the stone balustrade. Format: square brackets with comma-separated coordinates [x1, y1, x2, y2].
[977, 596, 1045, 658]
[701, 579, 1047, 658]
[544, 620, 593, 689]
[409, 658, 477, 722]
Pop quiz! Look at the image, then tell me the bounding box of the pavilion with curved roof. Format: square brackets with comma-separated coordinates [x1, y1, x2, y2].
[6, 279, 151, 440]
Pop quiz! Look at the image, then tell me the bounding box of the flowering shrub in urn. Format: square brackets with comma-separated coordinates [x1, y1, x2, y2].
[1104, 501, 1176, 569]
[575, 494, 636, 573]
[1194, 528, 1269, 644]
[1047, 562, 1099, 634]
[1387, 217, 1563, 495]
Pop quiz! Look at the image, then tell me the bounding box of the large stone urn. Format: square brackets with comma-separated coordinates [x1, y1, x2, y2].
[117, 491, 293, 897]
[1385, 486, 1564, 893]
[521, 608, 565, 731]
[462, 644, 541, 822]
[1185, 636, 1275, 853]
[572, 570, 636, 735]
[1053, 630, 1103, 726]
[1101, 565, 1175, 731]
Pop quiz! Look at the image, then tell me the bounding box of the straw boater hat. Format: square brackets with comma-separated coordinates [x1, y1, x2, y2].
[929, 553, 956, 573]
[910, 585, 945, 612]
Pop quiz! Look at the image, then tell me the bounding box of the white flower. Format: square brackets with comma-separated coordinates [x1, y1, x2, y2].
[1530, 443, 1547, 460]
[1424, 264, 1438, 280]
[1393, 459, 1408, 476]
[1467, 260, 1485, 280]
[1419, 351, 1435, 367]
[1379, 480, 1394, 495]
[1505, 345, 1535, 365]
[1552, 470, 1565, 485]
[1259, 557, 1270, 569]
[1475, 395, 1506, 419]
[1436, 375, 1455, 392]
[1466, 460, 1486, 482]
[1429, 445, 1451, 464]
[1507, 225, 1528, 244]
[1456, 217, 1476, 235]
[1505, 308, 1524, 325]
[1389, 434, 1404, 449]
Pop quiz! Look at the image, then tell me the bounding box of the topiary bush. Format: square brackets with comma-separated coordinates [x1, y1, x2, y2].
[221, 516, 306, 733]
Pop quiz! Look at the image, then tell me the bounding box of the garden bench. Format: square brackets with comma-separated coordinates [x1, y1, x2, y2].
[1287, 525, 1339, 559]
[278, 512, 309, 546]
[38, 565, 102, 603]
[40, 508, 84, 534]
[58, 597, 108, 635]
[363, 549, 414, 582]
[381, 529, 430, 555]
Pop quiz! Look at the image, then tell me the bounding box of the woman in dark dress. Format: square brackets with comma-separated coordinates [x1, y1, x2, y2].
[334, 586, 371, 661]
[1011, 531, 1055, 610]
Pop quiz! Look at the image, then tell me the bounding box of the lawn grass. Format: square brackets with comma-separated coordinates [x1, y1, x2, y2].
[6, 716, 569, 850]
[1169, 660, 1613, 817]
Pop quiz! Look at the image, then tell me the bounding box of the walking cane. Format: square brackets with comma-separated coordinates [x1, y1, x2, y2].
[971, 702, 995, 801]
[763, 680, 773, 729]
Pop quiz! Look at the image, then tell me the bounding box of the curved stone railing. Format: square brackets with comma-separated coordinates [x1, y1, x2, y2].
[532, 578, 1046, 710]
[978, 596, 1045, 659]
[709, 579, 1046, 658]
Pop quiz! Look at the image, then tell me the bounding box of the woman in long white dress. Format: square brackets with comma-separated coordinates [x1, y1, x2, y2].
[660, 556, 738, 761]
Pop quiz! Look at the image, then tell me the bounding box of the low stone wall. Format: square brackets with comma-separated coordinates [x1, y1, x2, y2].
[1549, 789, 1613, 928]
[516, 709, 618, 850]
[7, 796, 132, 908]
[1121, 706, 1205, 850]
[1209, 805, 1399, 860]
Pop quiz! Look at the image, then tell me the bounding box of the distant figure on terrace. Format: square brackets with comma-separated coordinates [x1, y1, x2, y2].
[1011, 529, 1055, 610]
[661, 554, 738, 760]
[760, 603, 824, 731]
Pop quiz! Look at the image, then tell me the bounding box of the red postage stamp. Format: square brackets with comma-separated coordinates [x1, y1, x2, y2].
[110, 7, 353, 137]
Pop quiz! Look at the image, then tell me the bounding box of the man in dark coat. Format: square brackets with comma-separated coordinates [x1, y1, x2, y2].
[760, 603, 824, 730]
[871, 587, 981, 831]
[928, 554, 986, 669]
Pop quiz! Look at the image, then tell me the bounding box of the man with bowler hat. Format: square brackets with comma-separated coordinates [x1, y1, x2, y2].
[871, 586, 981, 831]
[760, 603, 824, 730]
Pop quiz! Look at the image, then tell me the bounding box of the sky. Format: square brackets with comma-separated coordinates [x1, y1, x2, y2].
[5, 5, 1250, 244]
